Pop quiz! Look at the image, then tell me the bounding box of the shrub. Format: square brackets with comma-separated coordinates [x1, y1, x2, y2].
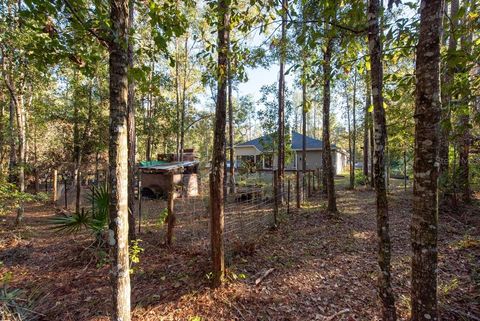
[49, 185, 109, 237]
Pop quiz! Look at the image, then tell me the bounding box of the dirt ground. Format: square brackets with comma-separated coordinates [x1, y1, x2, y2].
[1, 182, 479, 321]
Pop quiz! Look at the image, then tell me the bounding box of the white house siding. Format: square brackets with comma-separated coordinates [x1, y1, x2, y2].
[235, 145, 262, 156]
[295, 150, 323, 171]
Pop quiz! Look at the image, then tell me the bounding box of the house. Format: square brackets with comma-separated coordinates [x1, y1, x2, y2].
[234, 131, 348, 175]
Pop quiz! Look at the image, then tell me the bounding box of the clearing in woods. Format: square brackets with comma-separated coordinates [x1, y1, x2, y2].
[0, 181, 479, 321]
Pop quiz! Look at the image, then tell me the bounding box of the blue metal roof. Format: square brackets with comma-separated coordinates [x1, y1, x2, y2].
[236, 131, 336, 151]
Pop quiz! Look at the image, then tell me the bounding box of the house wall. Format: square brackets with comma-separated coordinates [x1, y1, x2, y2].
[234, 145, 262, 156]
[296, 150, 323, 171]
[334, 151, 348, 175]
[234, 144, 348, 175]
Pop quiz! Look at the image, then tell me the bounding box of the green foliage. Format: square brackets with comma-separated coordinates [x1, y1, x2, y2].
[0, 261, 37, 321]
[129, 239, 144, 274]
[49, 185, 109, 236]
[0, 179, 46, 216]
[354, 170, 367, 186]
[157, 208, 169, 226]
[49, 209, 92, 234]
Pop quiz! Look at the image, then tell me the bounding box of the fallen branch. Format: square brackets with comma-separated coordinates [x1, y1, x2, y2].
[255, 268, 275, 286]
[324, 308, 350, 321]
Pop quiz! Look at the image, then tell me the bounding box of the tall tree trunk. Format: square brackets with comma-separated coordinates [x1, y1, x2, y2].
[228, 50, 235, 193]
[370, 120, 374, 188]
[127, 0, 137, 240]
[277, 0, 287, 200]
[322, 38, 337, 213]
[302, 80, 307, 174]
[439, 0, 459, 180]
[352, 71, 357, 189]
[145, 61, 153, 161]
[458, 1, 472, 203]
[8, 97, 17, 184]
[363, 73, 371, 180]
[210, 0, 229, 288]
[411, 0, 444, 320]
[0, 96, 4, 166]
[175, 35, 180, 160]
[347, 90, 353, 189]
[301, 0, 307, 178]
[180, 35, 188, 161]
[108, 0, 131, 319]
[73, 77, 81, 215]
[33, 124, 39, 194]
[367, 0, 396, 319]
[14, 93, 25, 225]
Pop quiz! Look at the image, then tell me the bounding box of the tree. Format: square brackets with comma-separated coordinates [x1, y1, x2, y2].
[410, 0, 444, 320]
[228, 49, 235, 193]
[209, 0, 229, 288]
[322, 37, 337, 213]
[367, 0, 396, 319]
[277, 0, 288, 201]
[439, 0, 459, 181]
[127, 0, 136, 240]
[363, 72, 371, 181]
[108, 0, 131, 319]
[1, 0, 27, 225]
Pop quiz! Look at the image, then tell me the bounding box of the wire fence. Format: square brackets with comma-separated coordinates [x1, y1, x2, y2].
[136, 169, 323, 257]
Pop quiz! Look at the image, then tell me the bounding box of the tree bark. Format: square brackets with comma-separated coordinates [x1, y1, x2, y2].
[14, 92, 25, 225]
[352, 72, 357, 189]
[127, 0, 137, 241]
[411, 0, 444, 320]
[228, 49, 235, 193]
[108, 0, 131, 319]
[363, 73, 371, 180]
[347, 90, 353, 189]
[322, 38, 337, 213]
[8, 97, 17, 184]
[458, 2, 472, 203]
[277, 0, 287, 200]
[439, 0, 459, 179]
[210, 0, 229, 288]
[367, 0, 396, 319]
[180, 35, 188, 161]
[73, 77, 81, 214]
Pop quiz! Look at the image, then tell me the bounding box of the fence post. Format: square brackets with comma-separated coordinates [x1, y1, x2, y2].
[296, 170, 301, 208]
[317, 168, 321, 192]
[52, 169, 57, 207]
[273, 170, 278, 227]
[166, 189, 175, 246]
[307, 171, 312, 197]
[287, 179, 291, 215]
[63, 175, 68, 209]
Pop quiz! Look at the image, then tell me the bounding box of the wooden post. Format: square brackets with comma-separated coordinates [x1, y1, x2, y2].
[91, 185, 96, 213]
[312, 170, 316, 191]
[273, 170, 278, 227]
[166, 189, 175, 246]
[307, 171, 312, 197]
[287, 179, 291, 215]
[63, 175, 68, 209]
[52, 169, 58, 207]
[34, 169, 39, 194]
[296, 170, 301, 208]
[317, 168, 321, 192]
